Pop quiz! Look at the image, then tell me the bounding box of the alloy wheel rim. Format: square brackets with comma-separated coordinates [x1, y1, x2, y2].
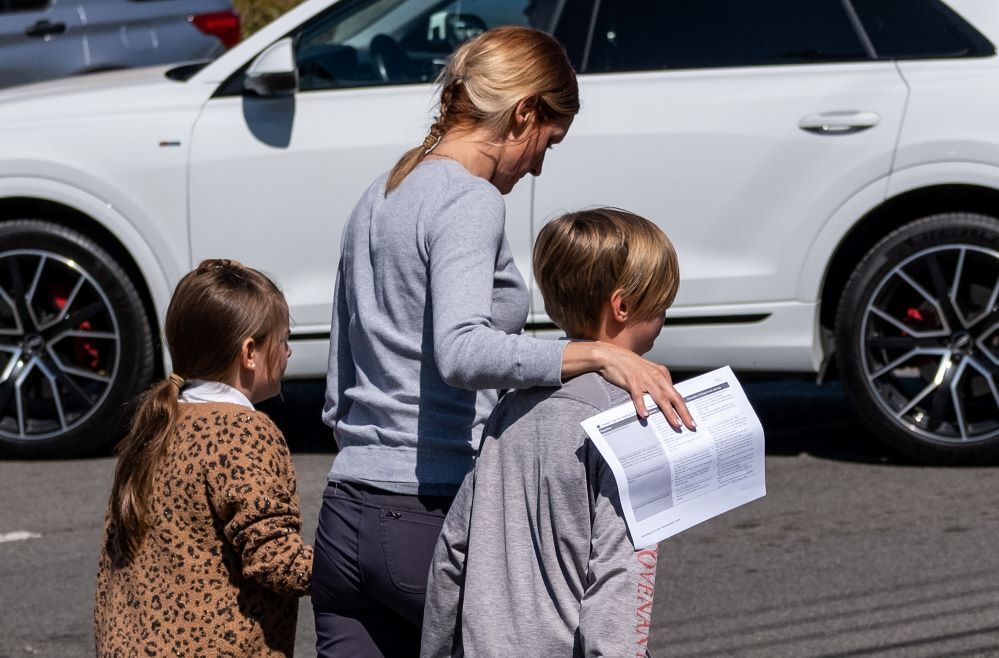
[860, 244, 999, 445]
[0, 250, 120, 440]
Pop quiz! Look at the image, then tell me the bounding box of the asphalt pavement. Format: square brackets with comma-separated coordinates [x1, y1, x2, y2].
[1, 377, 997, 657]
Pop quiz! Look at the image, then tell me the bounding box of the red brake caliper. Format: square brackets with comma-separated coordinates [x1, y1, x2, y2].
[53, 288, 99, 370]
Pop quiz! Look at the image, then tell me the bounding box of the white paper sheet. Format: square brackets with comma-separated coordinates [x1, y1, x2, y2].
[581, 366, 765, 549]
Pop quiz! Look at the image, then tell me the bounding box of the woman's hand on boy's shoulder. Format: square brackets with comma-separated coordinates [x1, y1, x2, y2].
[595, 343, 696, 431]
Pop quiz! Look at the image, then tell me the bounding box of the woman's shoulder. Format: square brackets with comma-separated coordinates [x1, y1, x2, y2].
[346, 170, 391, 215]
[423, 161, 505, 226]
[360, 162, 496, 210]
[435, 159, 499, 193]
[401, 160, 501, 204]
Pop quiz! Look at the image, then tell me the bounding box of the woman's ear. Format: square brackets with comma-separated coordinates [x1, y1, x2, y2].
[240, 337, 257, 371]
[511, 96, 539, 134]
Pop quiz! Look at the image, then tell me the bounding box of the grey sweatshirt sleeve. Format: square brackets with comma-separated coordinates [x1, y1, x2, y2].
[579, 446, 659, 657]
[322, 258, 354, 432]
[426, 183, 565, 390]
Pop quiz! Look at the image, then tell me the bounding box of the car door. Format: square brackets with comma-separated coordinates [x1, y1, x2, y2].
[188, 0, 577, 375]
[0, 0, 85, 88]
[532, 0, 909, 369]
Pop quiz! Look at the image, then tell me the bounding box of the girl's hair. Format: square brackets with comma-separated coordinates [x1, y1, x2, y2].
[534, 208, 680, 339]
[108, 259, 288, 563]
[386, 25, 579, 194]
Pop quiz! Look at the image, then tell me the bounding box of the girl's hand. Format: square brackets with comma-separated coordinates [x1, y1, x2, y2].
[562, 341, 696, 431]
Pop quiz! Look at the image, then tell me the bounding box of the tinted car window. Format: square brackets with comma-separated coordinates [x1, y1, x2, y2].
[850, 0, 994, 59]
[295, 0, 575, 91]
[585, 0, 869, 73]
[3, 0, 49, 12]
[551, 0, 592, 69]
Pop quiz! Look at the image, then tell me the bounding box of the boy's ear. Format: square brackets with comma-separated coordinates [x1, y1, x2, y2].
[610, 289, 629, 322]
[240, 337, 257, 371]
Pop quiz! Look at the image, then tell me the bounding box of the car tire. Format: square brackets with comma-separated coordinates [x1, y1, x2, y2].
[0, 220, 155, 457]
[835, 213, 999, 464]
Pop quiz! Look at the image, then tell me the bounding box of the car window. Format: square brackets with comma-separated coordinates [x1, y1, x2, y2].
[584, 0, 869, 73]
[849, 0, 994, 59]
[294, 0, 586, 91]
[2, 0, 49, 12]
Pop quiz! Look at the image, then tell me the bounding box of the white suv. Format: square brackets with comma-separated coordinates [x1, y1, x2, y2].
[0, 0, 996, 463]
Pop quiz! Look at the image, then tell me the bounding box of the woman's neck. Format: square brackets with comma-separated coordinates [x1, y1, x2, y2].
[428, 128, 500, 181]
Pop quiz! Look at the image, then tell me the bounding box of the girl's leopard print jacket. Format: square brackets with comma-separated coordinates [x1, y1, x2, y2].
[95, 403, 313, 657]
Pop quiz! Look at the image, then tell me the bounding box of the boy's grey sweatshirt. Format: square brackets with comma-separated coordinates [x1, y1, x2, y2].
[323, 160, 566, 495]
[421, 373, 659, 658]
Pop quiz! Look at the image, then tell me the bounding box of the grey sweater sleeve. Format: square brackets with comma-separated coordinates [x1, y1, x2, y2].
[579, 446, 659, 657]
[427, 183, 565, 390]
[322, 258, 354, 432]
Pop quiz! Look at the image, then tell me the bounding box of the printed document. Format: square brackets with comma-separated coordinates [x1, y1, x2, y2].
[581, 366, 765, 549]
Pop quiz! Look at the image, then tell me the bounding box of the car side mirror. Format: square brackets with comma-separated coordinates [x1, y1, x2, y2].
[244, 37, 299, 97]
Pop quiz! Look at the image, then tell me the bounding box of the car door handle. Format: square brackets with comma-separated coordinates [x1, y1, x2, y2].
[798, 111, 880, 135]
[25, 20, 67, 38]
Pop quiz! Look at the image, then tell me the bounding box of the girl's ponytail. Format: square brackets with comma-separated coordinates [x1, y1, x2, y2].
[108, 376, 182, 563]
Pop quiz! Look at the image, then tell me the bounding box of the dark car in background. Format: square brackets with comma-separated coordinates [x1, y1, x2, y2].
[0, 0, 240, 89]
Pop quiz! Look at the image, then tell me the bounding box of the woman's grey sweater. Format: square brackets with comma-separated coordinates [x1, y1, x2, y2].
[323, 159, 566, 495]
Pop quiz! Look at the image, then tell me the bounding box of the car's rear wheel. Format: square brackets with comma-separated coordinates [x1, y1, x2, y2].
[0, 220, 154, 457]
[836, 214, 999, 464]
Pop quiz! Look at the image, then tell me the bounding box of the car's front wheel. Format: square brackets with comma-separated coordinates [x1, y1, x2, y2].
[0, 220, 155, 457]
[836, 214, 999, 464]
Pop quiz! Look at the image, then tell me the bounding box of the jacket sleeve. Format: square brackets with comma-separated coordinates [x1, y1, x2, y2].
[205, 412, 313, 597]
[426, 183, 565, 391]
[322, 257, 355, 435]
[421, 468, 476, 658]
[578, 446, 659, 657]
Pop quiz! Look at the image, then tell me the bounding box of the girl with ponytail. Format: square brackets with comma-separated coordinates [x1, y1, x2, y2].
[316, 26, 694, 656]
[95, 259, 311, 658]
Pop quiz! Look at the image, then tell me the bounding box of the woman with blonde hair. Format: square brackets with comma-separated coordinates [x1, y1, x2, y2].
[314, 25, 694, 656]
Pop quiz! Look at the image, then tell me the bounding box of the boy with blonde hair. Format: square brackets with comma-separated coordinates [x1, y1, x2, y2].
[422, 208, 680, 657]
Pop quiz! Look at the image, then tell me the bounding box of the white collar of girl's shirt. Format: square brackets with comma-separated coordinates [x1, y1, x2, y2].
[179, 380, 255, 410]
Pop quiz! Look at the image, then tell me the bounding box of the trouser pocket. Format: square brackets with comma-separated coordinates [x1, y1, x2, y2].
[378, 508, 446, 594]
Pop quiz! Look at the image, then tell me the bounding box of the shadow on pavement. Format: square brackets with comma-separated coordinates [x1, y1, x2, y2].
[740, 376, 909, 466]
